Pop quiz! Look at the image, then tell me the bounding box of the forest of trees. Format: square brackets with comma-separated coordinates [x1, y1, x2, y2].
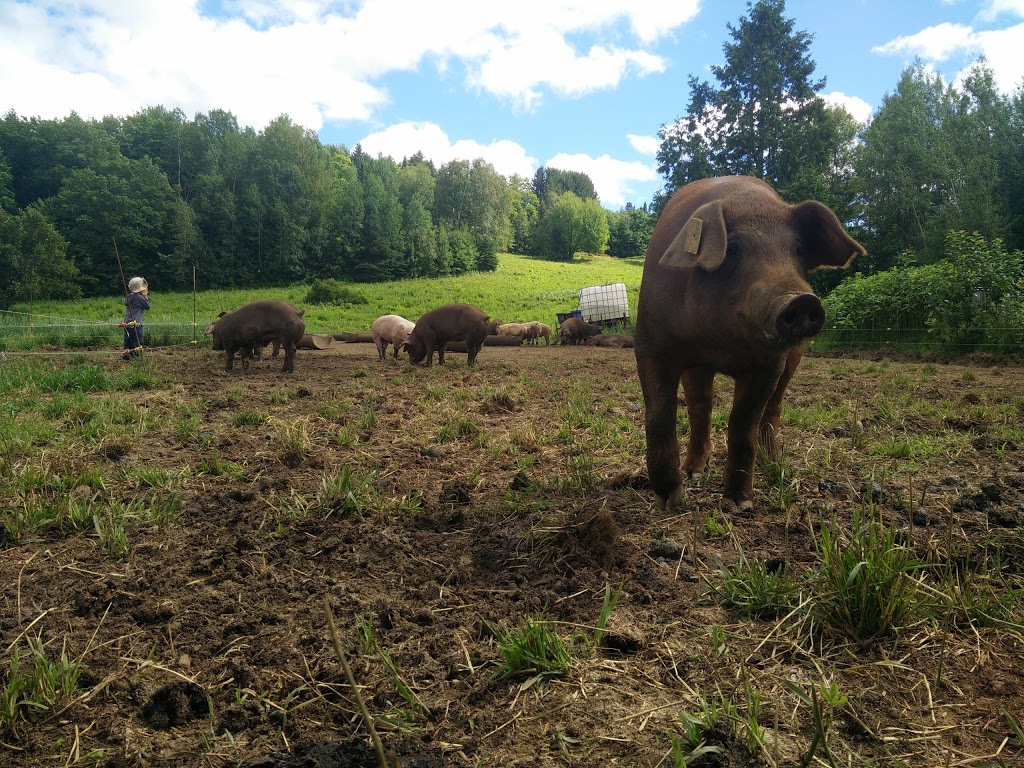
[0, 113, 636, 305]
[2, 0, 1023, 311]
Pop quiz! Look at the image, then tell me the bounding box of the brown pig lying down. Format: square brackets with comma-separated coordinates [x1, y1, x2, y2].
[635, 176, 863, 515]
[585, 334, 634, 348]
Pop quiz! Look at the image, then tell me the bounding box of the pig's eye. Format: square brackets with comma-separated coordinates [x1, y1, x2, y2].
[726, 241, 740, 259]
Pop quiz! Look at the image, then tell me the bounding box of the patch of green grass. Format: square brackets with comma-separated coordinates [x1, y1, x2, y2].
[173, 413, 205, 444]
[232, 408, 268, 427]
[0, 463, 88, 540]
[127, 466, 177, 490]
[114, 366, 159, 391]
[16, 253, 642, 345]
[38, 364, 111, 393]
[495, 617, 573, 686]
[0, 638, 84, 738]
[355, 408, 377, 433]
[314, 399, 351, 420]
[783, 402, 847, 431]
[668, 655, 768, 766]
[314, 468, 377, 520]
[436, 416, 481, 443]
[558, 453, 598, 494]
[781, 681, 849, 768]
[93, 505, 131, 558]
[812, 510, 923, 640]
[590, 582, 623, 650]
[193, 450, 247, 479]
[331, 424, 360, 448]
[274, 417, 312, 467]
[931, 573, 1024, 631]
[868, 434, 942, 459]
[715, 557, 800, 620]
[377, 649, 430, 723]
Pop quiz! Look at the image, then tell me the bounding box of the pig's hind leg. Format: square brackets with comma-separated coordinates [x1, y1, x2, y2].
[680, 368, 714, 478]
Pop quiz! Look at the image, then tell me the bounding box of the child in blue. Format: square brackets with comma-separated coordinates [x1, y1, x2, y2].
[121, 276, 150, 360]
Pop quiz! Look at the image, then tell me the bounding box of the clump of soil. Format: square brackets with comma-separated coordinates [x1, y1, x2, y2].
[141, 681, 211, 729]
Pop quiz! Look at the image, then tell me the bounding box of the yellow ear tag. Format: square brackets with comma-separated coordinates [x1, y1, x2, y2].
[685, 218, 703, 254]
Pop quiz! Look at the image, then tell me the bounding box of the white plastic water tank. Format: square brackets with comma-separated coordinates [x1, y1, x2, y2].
[578, 282, 629, 323]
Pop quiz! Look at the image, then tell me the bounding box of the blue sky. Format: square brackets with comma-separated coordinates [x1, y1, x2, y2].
[2, 1, 1023, 209]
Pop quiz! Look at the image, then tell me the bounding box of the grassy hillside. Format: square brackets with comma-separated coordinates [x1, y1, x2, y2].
[2, 253, 644, 350]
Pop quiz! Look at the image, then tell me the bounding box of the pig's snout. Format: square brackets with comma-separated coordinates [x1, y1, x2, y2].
[775, 293, 825, 341]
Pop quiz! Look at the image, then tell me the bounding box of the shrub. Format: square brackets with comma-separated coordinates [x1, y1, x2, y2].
[304, 278, 368, 306]
[822, 231, 1024, 353]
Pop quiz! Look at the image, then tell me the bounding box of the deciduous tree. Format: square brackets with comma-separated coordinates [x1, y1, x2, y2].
[0, 206, 80, 308]
[537, 192, 609, 261]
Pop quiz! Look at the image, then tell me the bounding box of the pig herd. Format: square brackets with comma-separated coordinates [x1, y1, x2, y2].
[206, 303, 601, 372]
[202, 176, 862, 516]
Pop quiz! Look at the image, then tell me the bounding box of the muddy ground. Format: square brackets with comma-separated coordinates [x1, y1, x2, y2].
[1, 342, 1023, 767]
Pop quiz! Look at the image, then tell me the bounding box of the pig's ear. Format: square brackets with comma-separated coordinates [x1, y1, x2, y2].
[792, 200, 866, 270]
[660, 200, 728, 271]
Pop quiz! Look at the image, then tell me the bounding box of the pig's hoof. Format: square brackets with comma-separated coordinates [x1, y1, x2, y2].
[656, 486, 686, 510]
[720, 496, 753, 518]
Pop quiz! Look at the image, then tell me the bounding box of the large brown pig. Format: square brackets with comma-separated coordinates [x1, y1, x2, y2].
[635, 176, 863, 514]
[558, 317, 602, 346]
[404, 303, 489, 367]
[209, 300, 305, 373]
[371, 314, 415, 361]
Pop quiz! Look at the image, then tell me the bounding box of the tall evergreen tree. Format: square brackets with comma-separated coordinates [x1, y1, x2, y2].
[531, 167, 598, 211]
[397, 162, 438, 276]
[0, 149, 15, 214]
[656, 0, 848, 209]
[355, 155, 404, 282]
[507, 175, 539, 255]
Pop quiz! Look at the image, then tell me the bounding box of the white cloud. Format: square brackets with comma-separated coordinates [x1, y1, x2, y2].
[0, 0, 699, 127]
[471, 41, 666, 109]
[627, 134, 661, 155]
[357, 121, 538, 180]
[356, 123, 658, 206]
[978, 0, 1024, 21]
[966, 23, 1024, 91]
[873, 20, 1024, 94]
[547, 152, 658, 208]
[873, 22, 977, 61]
[822, 92, 873, 124]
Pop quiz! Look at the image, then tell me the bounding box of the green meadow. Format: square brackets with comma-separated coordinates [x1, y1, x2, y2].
[2, 253, 643, 350]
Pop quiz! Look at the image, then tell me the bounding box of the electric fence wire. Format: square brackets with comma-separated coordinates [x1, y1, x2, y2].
[1, 309, 1021, 355]
[0, 308, 204, 356]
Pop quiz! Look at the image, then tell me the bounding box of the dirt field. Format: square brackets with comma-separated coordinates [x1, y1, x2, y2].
[2, 342, 1023, 767]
